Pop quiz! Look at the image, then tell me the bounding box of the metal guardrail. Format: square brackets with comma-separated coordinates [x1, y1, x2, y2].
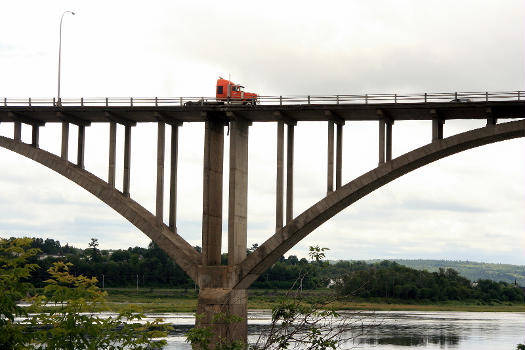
[1, 91, 523, 107]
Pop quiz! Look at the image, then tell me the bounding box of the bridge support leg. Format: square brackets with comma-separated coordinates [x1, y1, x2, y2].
[336, 122, 343, 189]
[14, 122, 21, 142]
[196, 118, 250, 349]
[123, 125, 131, 197]
[199, 119, 247, 349]
[196, 266, 247, 348]
[386, 120, 393, 161]
[432, 119, 444, 141]
[31, 125, 39, 148]
[228, 119, 250, 265]
[486, 117, 498, 126]
[77, 125, 85, 169]
[327, 121, 334, 194]
[156, 122, 165, 223]
[61, 122, 69, 160]
[378, 120, 385, 165]
[202, 119, 224, 266]
[196, 289, 247, 348]
[276, 121, 284, 231]
[286, 123, 294, 224]
[169, 124, 179, 232]
[108, 122, 116, 187]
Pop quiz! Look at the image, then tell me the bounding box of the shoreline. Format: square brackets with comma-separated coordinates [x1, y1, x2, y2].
[98, 288, 525, 313]
[101, 301, 525, 313]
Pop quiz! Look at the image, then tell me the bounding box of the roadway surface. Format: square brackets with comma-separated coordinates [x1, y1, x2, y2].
[0, 100, 523, 124]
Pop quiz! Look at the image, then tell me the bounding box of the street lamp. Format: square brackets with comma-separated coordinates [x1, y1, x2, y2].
[57, 10, 75, 106]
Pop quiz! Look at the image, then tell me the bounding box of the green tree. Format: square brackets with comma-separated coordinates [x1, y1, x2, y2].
[0, 237, 40, 349]
[1, 237, 169, 350]
[31, 261, 168, 350]
[86, 238, 102, 263]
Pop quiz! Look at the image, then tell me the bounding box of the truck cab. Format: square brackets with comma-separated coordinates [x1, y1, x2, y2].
[216, 77, 258, 104]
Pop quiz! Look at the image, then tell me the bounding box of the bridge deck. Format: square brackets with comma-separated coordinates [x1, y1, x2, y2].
[0, 101, 523, 124]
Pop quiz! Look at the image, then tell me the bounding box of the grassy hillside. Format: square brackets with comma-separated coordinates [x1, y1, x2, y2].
[363, 259, 525, 286]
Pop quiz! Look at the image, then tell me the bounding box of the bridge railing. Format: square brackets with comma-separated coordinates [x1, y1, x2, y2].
[1, 91, 523, 107]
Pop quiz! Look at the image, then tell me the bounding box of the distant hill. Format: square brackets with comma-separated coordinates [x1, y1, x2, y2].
[361, 259, 525, 286]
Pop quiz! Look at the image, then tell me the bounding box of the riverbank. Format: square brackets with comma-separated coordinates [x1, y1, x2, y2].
[101, 288, 525, 313]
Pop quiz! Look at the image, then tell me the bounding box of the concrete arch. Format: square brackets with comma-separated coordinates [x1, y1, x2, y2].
[235, 119, 525, 289]
[0, 136, 200, 281]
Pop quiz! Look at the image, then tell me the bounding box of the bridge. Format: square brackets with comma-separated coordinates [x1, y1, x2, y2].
[1, 91, 524, 346]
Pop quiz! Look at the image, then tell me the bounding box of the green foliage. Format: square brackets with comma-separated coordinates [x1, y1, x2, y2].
[250, 247, 347, 350]
[19, 237, 195, 289]
[186, 324, 214, 350]
[335, 260, 524, 303]
[308, 246, 329, 263]
[367, 259, 525, 286]
[86, 238, 102, 263]
[16, 236, 525, 303]
[0, 237, 40, 349]
[517, 343, 525, 350]
[1, 237, 169, 350]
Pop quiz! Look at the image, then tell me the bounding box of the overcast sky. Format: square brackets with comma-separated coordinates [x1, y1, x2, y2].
[0, 0, 524, 265]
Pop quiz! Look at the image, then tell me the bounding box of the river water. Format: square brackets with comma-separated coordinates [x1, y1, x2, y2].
[141, 310, 524, 349]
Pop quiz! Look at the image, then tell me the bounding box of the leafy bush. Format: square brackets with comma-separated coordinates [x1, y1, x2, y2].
[0, 237, 169, 350]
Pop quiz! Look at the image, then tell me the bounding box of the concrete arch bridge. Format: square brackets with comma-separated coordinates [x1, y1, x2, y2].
[0, 91, 523, 345]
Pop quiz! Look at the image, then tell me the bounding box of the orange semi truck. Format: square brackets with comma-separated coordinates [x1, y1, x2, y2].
[216, 77, 258, 104]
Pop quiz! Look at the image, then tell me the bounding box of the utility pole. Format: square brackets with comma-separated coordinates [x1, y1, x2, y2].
[57, 10, 75, 105]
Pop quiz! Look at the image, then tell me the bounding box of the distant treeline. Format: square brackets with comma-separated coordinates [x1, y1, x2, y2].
[363, 259, 525, 286]
[21, 237, 525, 303]
[334, 260, 524, 302]
[26, 238, 322, 290]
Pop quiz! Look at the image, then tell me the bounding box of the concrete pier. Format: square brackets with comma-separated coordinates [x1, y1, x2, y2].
[156, 122, 165, 223]
[123, 125, 131, 197]
[327, 121, 334, 194]
[286, 123, 294, 224]
[61, 122, 69, 160]
[169, 124, 179, 232]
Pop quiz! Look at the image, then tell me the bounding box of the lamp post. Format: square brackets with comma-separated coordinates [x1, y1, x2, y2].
[57, 10, 75, 106]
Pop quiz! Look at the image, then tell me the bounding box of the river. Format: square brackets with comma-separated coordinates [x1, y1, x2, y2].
[139, 310, 524, 349]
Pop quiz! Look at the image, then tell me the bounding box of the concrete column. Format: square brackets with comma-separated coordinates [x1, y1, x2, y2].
[276, 121, 284, 231]
[196, 269, 247, 349]
[202, 119, 224, 266]
[156, 122, 165, 223]
[169, 124, 179, 232]
[336, 123, 343, 189]
[108, 122, 116, 187]
[14, 122, 21, 142]
[386, 121, 393, 162]
[77, 125, 85, 169]
[327, 121, 334, 194]
[286, 123, 294, 224]
[31, 125, 39, 147]
[123, 125, 131, 197]
[432, 119, 444, 141]
[486, 117, 498, 126]
[378, 120, 385, 165]
[228, 119, 249, 265]
[61, 122, 69, 160]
